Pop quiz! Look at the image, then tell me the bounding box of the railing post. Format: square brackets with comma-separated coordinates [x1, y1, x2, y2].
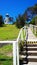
[20, 29, 23, 41]
[13, 41, 17, 65]
[17, 41, 19, 65]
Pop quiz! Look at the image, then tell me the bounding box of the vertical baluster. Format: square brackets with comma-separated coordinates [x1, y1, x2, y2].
[13, 41, 17, 65]
[23, 28, 24, 40]
[23, 27, 25, 41]
[17, 41, 19, 65]
[20, 29, 23, 41]
[24, 27, 26, 40]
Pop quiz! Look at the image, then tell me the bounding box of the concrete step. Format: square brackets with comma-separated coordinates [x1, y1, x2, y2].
[20, 43, 37, 64]
[28, 53, 37, 56]
[24, 43, 37, 45]
[27, 47, 37, 51]
[20, 51, 37, 56]
[28, 56, 37, 62]
[28, 51, 37, 53]
[28, 51, 37, 56]
[23, 47, 37, 52]
[23, 47, 37, 51]
[24, 44, 37, 47]
[23, 43, 37, 46]
[28, 47, 37, 48]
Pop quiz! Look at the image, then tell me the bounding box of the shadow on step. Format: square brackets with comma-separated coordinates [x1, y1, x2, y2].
[19, 57, 28, 65]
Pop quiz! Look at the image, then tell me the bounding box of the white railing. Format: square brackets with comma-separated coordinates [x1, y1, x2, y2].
[16, 26, 27, 65]
[30, 24, 37, 35]
[0, 41, 17, 65]
[0, 26, 27, 65]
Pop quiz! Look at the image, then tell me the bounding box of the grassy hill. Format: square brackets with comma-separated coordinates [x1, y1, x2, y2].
[0, 24, 26, 65]
[0, 24, 20, 40]
[0, 24, 20, 65]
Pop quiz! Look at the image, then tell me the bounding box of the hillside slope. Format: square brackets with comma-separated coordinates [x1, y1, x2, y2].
[0, 24, 20, 40]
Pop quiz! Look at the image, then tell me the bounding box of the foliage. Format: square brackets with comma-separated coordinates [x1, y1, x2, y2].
[29, 17, 35, 25]
[29, 16, 37, 25]
[16, 15, 25, 28]
[19, 41, 24, 51]
[0, 15, 4, 27]
[15, 4, 37, 26]
[27, 4, 37, 16]
[35, 16, 37, 25]
[22, 4, 37, 24]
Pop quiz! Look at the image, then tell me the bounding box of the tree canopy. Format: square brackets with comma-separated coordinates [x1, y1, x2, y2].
[25, 4, 37, 20]
[16, 14, 25, 28]
[0, 15, 4, 27]
[29, 16, 37, 25]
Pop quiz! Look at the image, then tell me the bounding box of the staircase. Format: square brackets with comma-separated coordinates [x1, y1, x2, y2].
[27, 42, 37, 62]
[19, 41, 28, 65]
[20, 41, 37, 65]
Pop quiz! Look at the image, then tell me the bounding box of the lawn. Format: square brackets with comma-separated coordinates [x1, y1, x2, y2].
[0, 44, 12, 54]
[0, 24, 20, 40]
[0, 44, 13, 65]
[0, 60, 12, 65]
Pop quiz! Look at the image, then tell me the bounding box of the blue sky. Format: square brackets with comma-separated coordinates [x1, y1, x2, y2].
[0, 0, 37, 19]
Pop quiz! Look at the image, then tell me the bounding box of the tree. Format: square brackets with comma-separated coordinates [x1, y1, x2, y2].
[35, 16, 37, 25]
[0, 15, 4, 27]
[23, 4, 37, 24]
[16, 14, 25, 28]
[16, 4, 37, 26]
[29, 17, 35, 25]
[29, 16, 37, 25]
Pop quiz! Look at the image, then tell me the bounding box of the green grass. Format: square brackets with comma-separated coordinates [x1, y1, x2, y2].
[0, 24, 20, 40]
[0, 54, 12, 59]
[0, 44, 12, 59]
[0, 55, 12, 65]
[0, 60, 12, 65]
[0, 44, 12, 54]
[0, 44, 13, 65]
